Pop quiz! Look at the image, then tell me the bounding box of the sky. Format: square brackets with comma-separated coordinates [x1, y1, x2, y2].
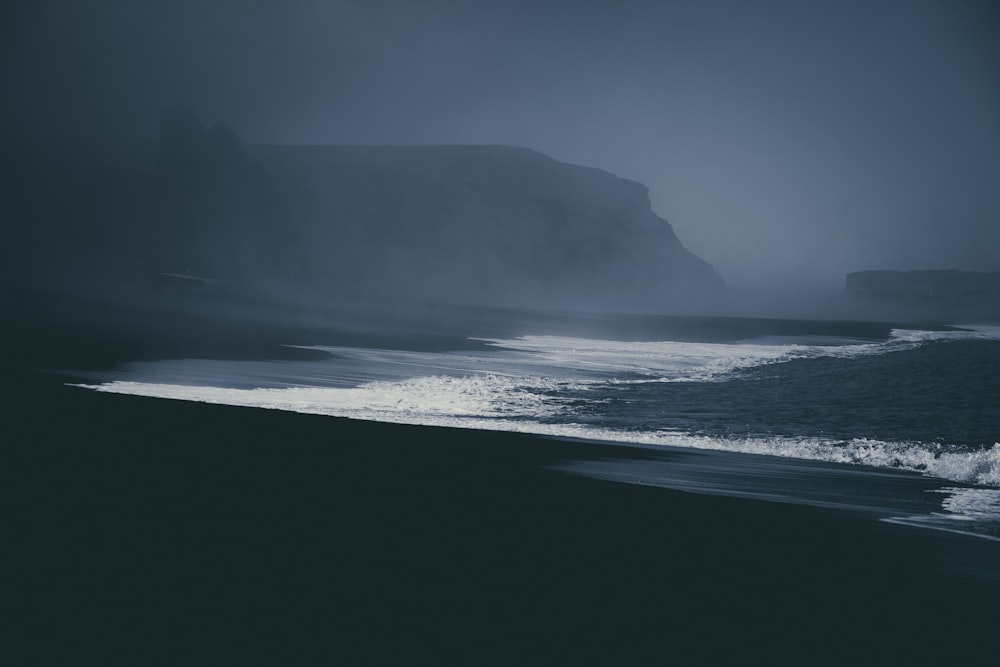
[3, 0, 999, 290]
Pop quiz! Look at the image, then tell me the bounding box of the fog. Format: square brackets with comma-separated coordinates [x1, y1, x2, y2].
[3, 0, 999, 291]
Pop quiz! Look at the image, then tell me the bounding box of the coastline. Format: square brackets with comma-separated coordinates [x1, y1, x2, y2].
[6, 371, 1000, 665]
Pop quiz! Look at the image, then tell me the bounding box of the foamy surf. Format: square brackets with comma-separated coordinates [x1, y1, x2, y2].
[885, 487, 1000, 542]
[71, 322, 1000, 490]
[76, 378, 1000, 489]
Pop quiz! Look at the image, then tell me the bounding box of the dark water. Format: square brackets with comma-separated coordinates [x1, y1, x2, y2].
[549, 338, 1000, 448]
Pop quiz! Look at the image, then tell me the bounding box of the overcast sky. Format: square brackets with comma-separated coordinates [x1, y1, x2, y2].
[4, 0, 999, 289]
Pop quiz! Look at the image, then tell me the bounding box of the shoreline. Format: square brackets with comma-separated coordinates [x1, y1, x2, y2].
[6, 371, 1000, 664]
[4, 291, 1000, 664]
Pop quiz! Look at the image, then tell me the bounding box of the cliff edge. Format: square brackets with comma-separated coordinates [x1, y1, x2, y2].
[2, 108, 723, 315]
[246, 142, 722, 310]
[845, 270, 1000, 321]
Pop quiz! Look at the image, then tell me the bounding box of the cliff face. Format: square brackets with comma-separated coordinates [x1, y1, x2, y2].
[2, 110, 723, 314]
[845, 270, 1000, 320]
[247, 143, 722, 309]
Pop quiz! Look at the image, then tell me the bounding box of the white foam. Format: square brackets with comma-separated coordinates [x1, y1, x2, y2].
[99, 326, 992, 394]
[888, 326, 1000, 345]
[885, 487, 1000, 542]
[77, 380, 1000, 488]
[937, 487, 1000, 522]
[476, 326, 1000, 383]
[72, 323, 1000, 488]
[77, 372, 579, 421]
[476, 335, 802, 382]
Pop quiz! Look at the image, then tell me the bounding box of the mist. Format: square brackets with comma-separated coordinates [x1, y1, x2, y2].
[3, 0, 998, 296]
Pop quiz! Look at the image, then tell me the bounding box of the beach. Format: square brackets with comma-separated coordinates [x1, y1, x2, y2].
[5, 363, 1000, 666]
[7, 3, 1000, 661]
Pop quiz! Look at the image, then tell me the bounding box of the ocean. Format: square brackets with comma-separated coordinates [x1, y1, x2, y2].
[73, 314, 1000, 543]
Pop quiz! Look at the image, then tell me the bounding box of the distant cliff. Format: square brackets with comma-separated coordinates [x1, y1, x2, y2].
[845, 270, 1000, 320]
[2, 108, 723, 313]
[246, 142, 722, 309]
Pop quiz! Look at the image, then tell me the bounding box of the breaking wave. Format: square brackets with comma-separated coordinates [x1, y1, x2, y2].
[77, 380, 1000, 488]
[73, 323, 1000, 488]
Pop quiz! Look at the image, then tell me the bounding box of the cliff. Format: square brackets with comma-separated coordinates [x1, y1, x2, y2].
[246, 142, 722, 309]
[1, 109, 723, 314]
[845, 270, 1000, 321]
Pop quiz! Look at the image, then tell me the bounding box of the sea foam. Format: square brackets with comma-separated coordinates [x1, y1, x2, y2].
[73, 324, 1000, 488]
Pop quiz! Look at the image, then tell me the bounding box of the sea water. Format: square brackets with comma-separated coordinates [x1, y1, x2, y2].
[76, 317, 1000, 539]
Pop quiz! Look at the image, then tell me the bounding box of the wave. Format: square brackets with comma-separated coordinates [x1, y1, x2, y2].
[887, 324, 1000, 344]
[71, 322, 1000, 488]
[76, 379, 1000, 488]
[885, 487, 1000, 542]
[92, 323, 999, 390]
[474, 323, 1000, 382]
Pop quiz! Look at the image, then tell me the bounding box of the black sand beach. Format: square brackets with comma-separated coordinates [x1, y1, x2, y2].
[6, 3, 1000, 660]
[2, 296, 998, 666]
[5, 368, 1000, 666]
